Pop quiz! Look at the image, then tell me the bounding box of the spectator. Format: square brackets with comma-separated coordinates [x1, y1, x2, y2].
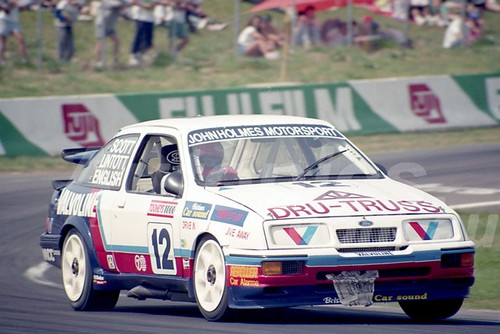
[168, 0, 190, 53]
[94, 0, 128, 68]
[320, 18, 347, 47]
[0, 0, 28, 66]
[466, 2, 484, 42]
[443, 10, 467, 48]
[259, 14, 284, 49]
[54, 0, 80, 62]
[185, 0, 206, 33]
[129, 0, 157, 67]
[294, 6, 321, 49]
[409, 0, 430, 25]
[237, 15, 278, 59]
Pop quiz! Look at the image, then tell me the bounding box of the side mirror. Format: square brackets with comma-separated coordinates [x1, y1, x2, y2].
[163, 170, 184, 197]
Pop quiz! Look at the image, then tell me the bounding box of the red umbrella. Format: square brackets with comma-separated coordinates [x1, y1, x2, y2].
[249, 0, 343, 13]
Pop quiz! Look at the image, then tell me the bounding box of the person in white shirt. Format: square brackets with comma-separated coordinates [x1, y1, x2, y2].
[0, 0, 27, 65]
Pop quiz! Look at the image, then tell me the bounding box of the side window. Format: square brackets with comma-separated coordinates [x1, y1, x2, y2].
[129, 136, 180, 195]
[76, 134, 139, 190]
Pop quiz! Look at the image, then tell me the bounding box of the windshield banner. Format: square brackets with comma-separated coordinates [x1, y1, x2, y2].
[187, 124, 341, 146]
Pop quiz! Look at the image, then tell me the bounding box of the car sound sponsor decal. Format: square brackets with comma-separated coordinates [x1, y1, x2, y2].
[147, 200, 177, 218]
[409, 221, 438, 240]
[187, 124, 340, 145]
[182, 201, 212, 220]
[56, 188, 100, 217]
[210, 205, 248, 226]
[284, 226, 318, 245]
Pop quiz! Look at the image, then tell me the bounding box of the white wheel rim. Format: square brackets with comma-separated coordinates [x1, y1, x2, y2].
[194, 240, 226, 312]
[62, 234, 87, 302]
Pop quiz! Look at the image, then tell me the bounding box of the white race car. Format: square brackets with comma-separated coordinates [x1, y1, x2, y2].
[40, 115, 475, 321]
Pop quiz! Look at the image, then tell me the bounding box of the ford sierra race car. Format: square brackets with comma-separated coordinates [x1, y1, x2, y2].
[40, 115, 475, 321]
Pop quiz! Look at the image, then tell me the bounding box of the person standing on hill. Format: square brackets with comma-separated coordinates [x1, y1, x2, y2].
[54, 0, 80, 62]
[129, 0, 157, 66]
[0, 0, 28, 66]
[94, 0, 129, 68]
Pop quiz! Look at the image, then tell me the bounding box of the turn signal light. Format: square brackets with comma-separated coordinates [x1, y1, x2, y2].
[460, 253, 474, 267]
[262, 262, 282, 276]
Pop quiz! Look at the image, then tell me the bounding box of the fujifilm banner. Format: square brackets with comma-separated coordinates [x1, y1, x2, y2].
[0, 72, 498, 156]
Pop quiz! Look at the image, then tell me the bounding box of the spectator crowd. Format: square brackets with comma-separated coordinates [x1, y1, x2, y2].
[0, 0, 226, 67]
[0, 0, 498, 67]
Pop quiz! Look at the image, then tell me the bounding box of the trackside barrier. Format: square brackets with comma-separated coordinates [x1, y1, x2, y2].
[0, 72, 499, 156]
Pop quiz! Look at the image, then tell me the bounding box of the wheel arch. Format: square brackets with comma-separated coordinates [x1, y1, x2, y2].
[60, 216, 101, 271]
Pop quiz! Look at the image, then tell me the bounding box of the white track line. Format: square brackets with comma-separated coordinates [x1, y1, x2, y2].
[451, 200, 500, 210]
[24, 262, 61, 288]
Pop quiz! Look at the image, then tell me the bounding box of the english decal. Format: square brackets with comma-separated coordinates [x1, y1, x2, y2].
[56, 188, 100, 217]
[211, 205, 248, 226]
[147, 200, 177, 218]
[188, 124, 340, 145]
[89, 137, 137, 188]
[182, 201, 212, 220]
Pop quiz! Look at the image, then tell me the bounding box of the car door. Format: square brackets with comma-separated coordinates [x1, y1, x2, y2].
[110, 134, 184, 277]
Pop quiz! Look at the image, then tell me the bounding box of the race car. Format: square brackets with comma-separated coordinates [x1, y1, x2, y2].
[40, 115, 474, 321]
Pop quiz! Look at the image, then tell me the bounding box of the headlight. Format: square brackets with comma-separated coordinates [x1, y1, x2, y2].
[403, 219, 454, 242]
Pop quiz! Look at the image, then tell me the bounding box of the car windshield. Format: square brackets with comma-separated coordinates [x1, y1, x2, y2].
[189, 134, 381, 186]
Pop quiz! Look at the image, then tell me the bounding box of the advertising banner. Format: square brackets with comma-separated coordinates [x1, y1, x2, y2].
[0, 73, 498, 156]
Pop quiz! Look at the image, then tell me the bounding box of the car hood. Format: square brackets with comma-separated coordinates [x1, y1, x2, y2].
[208, 178, 449, 219]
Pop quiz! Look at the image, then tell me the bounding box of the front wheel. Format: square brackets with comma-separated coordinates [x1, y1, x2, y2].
[193, 236, 231, 321]
[399, 298, 464, 321]
[61, 229, 119, 311]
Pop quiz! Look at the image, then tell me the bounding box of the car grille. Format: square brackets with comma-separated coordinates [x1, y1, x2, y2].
[336, 227, 397, 244]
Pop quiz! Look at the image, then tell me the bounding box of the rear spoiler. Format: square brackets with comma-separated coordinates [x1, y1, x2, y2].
[61, 147, 101, 165]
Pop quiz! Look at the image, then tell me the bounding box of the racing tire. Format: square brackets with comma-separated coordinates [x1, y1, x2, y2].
[193, 235, 231, 321]
[61, 229, 119, 311]
[399, 298, 464, 321]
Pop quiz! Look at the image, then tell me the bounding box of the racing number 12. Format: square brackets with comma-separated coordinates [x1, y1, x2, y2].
[151, 228, 174, 270]
[148, 223, 176, 275]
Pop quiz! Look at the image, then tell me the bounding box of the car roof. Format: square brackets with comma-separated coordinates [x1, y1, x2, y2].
[121, 115, 335, 133]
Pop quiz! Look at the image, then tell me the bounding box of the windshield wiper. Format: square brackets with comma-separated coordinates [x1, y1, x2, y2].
[295, 149, 348, 181]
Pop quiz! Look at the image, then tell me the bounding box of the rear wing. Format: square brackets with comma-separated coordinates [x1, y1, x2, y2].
[61, 147, 101, 165]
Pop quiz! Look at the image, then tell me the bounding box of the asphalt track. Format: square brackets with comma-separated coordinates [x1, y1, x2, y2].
[1, 143, 499, 333]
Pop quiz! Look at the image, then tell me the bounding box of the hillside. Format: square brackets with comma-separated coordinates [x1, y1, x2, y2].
[0, 1, 499, 98]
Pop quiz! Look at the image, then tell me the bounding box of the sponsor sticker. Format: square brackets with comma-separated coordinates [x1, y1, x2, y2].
[182, 201, 212, 220]
[147, 200, 177, 218]
[188, 124, 340, 145]
[210, 205, 248, 227]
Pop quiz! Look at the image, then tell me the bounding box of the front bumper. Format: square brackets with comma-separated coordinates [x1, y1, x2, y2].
[225, 247, 475, 309]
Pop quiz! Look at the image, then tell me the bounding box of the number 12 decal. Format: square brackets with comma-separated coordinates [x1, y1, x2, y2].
[148, 223, 177, 275]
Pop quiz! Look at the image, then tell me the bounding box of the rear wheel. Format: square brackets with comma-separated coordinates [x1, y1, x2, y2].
[193, 236, 231, 321]
[399, 298, 464, 321]
[61, 229, 119, 311]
